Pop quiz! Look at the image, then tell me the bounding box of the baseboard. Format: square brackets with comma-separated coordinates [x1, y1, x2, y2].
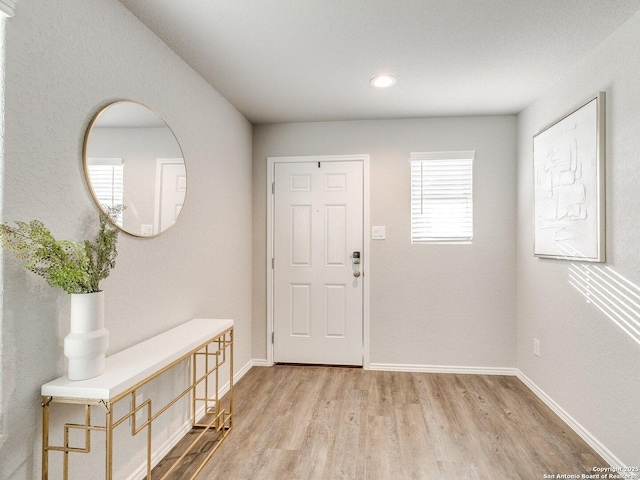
[251, 358, 269, 367]
[224, 358, 254, 394]
[368, 362, 518, 376]
[516, 370, 630, 472]
[125, 358, 256, 480]
[125, 417, 193, 480]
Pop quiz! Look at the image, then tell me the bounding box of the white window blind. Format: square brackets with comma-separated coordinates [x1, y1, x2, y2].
[87, 158, 124, 226]
[410, 151, 474, 243]
[0, 0, 16, 18]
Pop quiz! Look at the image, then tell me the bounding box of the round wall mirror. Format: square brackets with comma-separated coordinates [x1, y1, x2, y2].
[83, 101, 187, 237]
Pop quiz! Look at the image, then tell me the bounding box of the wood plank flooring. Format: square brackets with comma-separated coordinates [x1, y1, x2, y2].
[163, 365, 609, 480]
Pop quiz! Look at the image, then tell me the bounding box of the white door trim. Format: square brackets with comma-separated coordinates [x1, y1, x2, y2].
[266, 154, 371, 368]
[154, 158, 185, 235]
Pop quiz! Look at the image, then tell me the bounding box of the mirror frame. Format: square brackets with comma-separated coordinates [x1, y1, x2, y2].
[83, 100, 187, 238]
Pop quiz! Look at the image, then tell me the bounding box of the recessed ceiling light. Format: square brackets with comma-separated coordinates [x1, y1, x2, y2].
[370, 75, 396, 88]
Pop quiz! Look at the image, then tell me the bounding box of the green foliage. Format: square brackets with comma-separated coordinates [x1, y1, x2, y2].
[0, 205, 123, 294]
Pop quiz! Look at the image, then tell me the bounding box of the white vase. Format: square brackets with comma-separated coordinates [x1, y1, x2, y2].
[64, 291, 109, 381]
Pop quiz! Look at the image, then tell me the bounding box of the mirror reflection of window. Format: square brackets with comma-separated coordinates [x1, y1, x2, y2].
[87, 158, 124, 226]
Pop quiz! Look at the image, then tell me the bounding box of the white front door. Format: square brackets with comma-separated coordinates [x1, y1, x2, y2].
[273, 160, 364, 365]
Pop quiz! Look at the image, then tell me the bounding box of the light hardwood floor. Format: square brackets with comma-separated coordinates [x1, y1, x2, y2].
[158, 365, 608, 480]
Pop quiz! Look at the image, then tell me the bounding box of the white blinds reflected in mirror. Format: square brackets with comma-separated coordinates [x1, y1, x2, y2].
[86, 158, 124, 226]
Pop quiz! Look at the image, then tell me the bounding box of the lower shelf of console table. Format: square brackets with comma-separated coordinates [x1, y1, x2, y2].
[41, 318, 234, 480]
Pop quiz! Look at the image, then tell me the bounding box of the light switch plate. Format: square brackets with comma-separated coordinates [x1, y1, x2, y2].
[372, 226, 386, 240]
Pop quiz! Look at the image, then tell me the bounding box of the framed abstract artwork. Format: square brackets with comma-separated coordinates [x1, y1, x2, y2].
[533, 92, 605, 262]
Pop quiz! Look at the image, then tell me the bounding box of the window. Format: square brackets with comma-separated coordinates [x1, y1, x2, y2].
[86, 158, 124, 225]
[410, 151, 474, 243]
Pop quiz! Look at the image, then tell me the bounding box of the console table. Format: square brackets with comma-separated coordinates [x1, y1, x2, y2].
[41, 318, 234, 480]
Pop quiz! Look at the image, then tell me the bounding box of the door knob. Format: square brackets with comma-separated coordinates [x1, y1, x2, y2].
[353, 270, 361, 277]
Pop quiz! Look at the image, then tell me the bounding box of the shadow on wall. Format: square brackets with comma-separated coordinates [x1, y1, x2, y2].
[569, 263, 640, 346]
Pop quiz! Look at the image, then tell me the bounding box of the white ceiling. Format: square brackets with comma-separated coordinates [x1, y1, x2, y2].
[118, 0, 640, 124]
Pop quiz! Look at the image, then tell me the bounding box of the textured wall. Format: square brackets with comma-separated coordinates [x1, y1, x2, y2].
[0, 1, 252, 478]
[517, 10, 640, 467]
[252, 117, 517, 368]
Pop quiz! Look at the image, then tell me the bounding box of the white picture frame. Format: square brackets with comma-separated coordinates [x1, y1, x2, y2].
[533, 92, 605, 262]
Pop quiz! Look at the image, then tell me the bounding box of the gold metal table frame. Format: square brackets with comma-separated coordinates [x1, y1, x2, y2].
[41, 324, 233, 480]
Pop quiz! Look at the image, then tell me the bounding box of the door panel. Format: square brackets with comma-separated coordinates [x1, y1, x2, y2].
[290, 205, 312, 266]
[273, 160, 363, 365]
[325, 205, 347, 266]
[290, 284, 311, 336]
[325, 284, 346, 337]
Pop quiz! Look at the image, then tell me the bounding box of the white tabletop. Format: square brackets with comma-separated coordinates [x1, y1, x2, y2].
[41, 318, 233, 401]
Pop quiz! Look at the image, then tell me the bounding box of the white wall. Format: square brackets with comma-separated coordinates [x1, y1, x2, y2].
[517, 9, 640, 467]
[0, 1, 252, 478]
[253, 116, 517, 368]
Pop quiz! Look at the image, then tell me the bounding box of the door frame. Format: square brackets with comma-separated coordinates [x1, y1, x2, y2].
[266, 154, 371, 368]
[154, 157, 185, 235]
